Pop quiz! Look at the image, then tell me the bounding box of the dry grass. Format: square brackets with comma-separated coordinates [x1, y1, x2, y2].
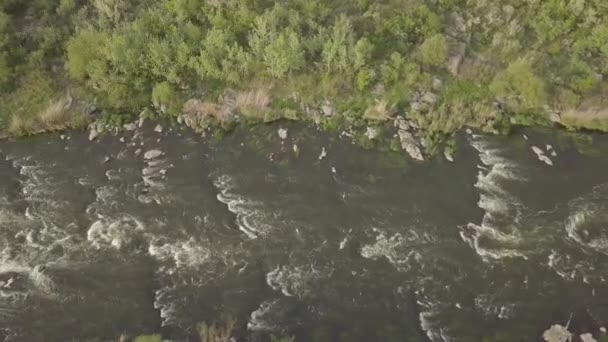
[39, 99, 71, 129]
[182, 99, 220, 116]
[5, 96, 89, 137]
[364, 99, 395, 121]
[235, 87, 272, 120]
[8, 115, 36, 136]
[561, 96, 608, 131]
[236, 88, 271, 109]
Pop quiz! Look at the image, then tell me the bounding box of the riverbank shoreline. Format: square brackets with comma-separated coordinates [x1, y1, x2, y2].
[2, 98, 606, 164]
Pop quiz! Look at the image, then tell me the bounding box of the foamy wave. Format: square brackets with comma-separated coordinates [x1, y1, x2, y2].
[565, 201, 608, 255]
[148, 239, 211, 271]
[360, 229, 432, 271]
[87, 215, 145, 249]
[417, 299, 454, 342]
[474, 294, 516, 319]
[462, 136, 527, 261]
[0, 261, 56, 300]
[214, 175, 275, 239]
[247, 300, 284, 332]
[266, 264, 329, 298]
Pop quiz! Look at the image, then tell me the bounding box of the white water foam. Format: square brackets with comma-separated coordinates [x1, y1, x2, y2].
[461, 137, 527, 261]
[565, 187, 608, 255]
[417, 298, 454, 342]
[248, 300, 283, 332]
[266, 264, 329, 299]
[360, 228, 432, 271]
[87, 215, 145, 249]
[214, 175, 275, 239]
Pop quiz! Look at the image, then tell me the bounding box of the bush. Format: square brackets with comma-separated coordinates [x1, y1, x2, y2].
[419, 34, 448, 68]
[490, 59, 546, 111]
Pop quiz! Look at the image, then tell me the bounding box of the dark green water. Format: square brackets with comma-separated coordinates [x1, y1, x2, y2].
[0, 122, 608, 341]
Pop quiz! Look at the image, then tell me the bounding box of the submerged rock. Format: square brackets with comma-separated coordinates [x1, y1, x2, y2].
[278, 128, 288, 140]
[293, 144, 299, 155]
[0, 272, 23, 290]
[543, 324, 571, 342]
[319, 147, 328, 161]
[144, 149, 163, 160]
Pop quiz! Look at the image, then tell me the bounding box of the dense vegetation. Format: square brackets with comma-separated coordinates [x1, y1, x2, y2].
[1, 0, 608, 151]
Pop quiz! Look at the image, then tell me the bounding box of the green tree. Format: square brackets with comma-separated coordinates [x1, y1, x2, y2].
[194, 28, 251, 83]
[419, 33, 448, 67]
[490, 59, 546, 110]
[263, 29, 305, 78]
[66, 29, 105, 80]
[376, 5, 439, 53]
[321, 15, 355, 73]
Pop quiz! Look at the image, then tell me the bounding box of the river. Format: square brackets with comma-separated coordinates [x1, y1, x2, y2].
[0, 122, 607, 341]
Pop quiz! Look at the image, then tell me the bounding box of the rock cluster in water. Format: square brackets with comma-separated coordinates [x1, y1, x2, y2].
[394, 116, 424, 161]
[531, 145, 555, 166]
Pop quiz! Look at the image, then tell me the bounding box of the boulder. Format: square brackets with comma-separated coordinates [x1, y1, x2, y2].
[539, 154, 554, 166]
[580, 333, 597, 342]
[123, 123, 137, 131]
[444, 149, 454, 163]
[543, 324, 571, 342]
[144, 149, 163, 160]
[278, 128, 288, 140]
[322, 101, 335, 117]
[394, 116, 411, 131]
[421, 92, 438, 105]
[154, 124, 164, 133]
[366, 126, 380, 140]
[448, 43, 466, 76]
[88, 126, 99, 141]
[398, 130, 424, 161]
[531, 146, 544, 156]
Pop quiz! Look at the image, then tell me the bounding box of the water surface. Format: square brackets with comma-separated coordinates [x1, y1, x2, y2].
[0, 123, 608, 341]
